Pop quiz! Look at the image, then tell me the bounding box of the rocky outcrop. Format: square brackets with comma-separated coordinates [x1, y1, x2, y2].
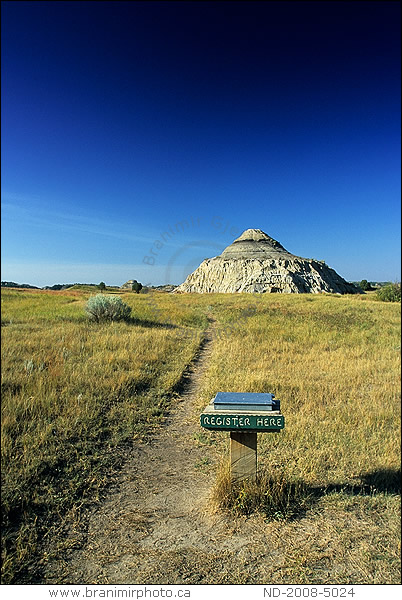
[174, 229, 360, 294]
[120, 279, 139, 290]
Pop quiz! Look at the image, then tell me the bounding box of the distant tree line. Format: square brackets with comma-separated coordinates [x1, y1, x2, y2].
[352, 280, 396, 290]
[1, 281, 120, 291]
[1, 281, 39, 289]
[43, 283, 102, 290]
[43, 284, 76, 290]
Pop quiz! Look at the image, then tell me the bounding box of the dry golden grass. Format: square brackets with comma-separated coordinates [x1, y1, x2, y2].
[1, 288, 206, 582]
[196, 294, 400, 484]
[198, 293, 400, 583]
[1, 288, 400, 583]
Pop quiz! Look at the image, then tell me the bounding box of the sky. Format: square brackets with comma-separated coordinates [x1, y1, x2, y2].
[1, 0, 401, 287]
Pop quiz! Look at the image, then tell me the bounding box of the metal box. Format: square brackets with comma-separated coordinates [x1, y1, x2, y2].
[213, 391, 280, 412]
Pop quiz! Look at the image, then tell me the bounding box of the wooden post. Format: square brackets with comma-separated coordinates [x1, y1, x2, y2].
[230, 432, 257, 483]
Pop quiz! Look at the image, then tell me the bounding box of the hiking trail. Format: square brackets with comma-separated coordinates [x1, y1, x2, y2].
[44, 321, 282, 584]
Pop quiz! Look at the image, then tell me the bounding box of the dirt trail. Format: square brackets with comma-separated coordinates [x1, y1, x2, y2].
[44, 322, 281, 584]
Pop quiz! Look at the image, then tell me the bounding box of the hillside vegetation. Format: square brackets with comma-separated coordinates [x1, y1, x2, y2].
[1, 288, 400, 583]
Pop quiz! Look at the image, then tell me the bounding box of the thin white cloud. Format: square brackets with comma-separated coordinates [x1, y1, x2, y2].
[2, 194, 200, 249]
[2, 198, 155, 244]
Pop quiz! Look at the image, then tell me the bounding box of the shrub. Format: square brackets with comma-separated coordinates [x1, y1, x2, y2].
[359, 279, 374, 291]
[376, 283, 401, 303]
[131, 280, 143, 294]
[85, 294, 132, 322]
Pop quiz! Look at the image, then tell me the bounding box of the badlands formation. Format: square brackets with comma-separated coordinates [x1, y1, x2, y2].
[174, 229, 360, 294]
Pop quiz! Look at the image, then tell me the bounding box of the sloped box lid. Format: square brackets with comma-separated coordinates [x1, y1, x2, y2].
[213, 392, 280, 411]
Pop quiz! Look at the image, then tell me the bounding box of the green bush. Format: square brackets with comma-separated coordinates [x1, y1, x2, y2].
[359, 279, 374, 291]
[376, 283, 401, 303]
[85, 294, 132, 322]
[131, 280, 143, 294]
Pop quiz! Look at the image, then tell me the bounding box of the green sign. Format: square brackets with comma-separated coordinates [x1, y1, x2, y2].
[200, 413, 284, 432]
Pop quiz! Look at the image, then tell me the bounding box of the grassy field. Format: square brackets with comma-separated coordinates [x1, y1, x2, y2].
[1, 288, 207, 582]
[1, 287, 400, 583]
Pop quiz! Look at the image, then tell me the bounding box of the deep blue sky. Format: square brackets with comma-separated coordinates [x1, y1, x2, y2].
[2, 1, 401, 287]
